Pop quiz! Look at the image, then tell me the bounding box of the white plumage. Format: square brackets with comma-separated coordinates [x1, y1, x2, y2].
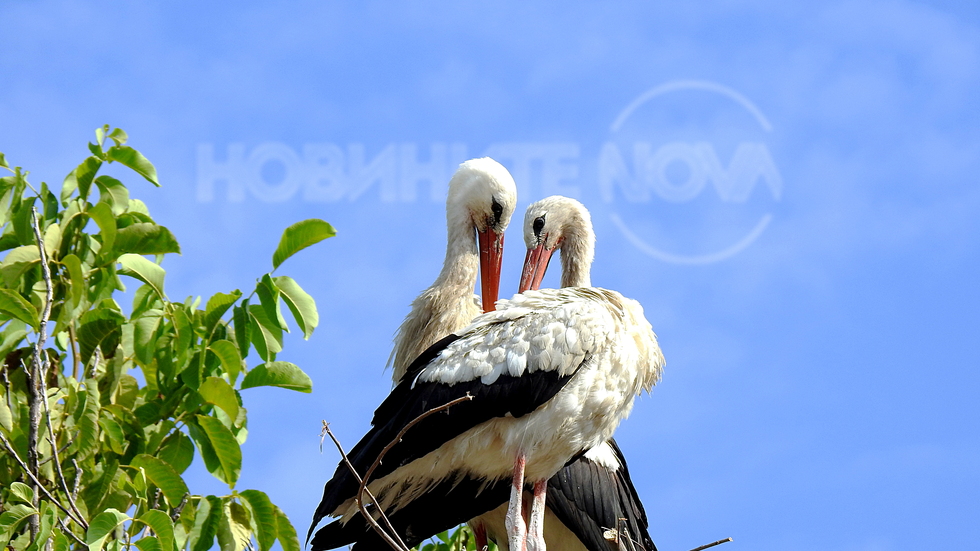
[388, 157, 517, 383]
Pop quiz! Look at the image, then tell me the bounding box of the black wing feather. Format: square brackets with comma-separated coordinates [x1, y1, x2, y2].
[546, 438, 657, 551]
[311, 474, 511, 550]
[308, 336, 586, 543]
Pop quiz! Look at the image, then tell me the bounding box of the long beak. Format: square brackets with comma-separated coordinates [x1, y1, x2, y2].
[519, 243, 555, 293]
[477, 227, 504, 312]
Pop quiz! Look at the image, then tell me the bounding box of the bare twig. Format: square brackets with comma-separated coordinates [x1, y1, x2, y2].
[321, 424, 408, 551]
[359, 394, 474, 499]
[31, 208, 88, 531]
[0, 430, 88, 529]
[37, 438, 71, 466]
[57, 516, 87, 547]
[353, 394, 474, 550]
[170, 493, 190, 522]
[689, 537, 733, 551]
[70, 459, 82, 504]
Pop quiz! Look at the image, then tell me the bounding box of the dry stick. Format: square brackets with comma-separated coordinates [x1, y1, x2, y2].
[31, 208, 88, 531]
[689, 537, 733, 551]
[321, 424, 408, 551]
[354, 394, 476, 549]
[0, 431, 88, 528]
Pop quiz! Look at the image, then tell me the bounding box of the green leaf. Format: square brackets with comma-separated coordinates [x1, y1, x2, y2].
[62, 253, 86, 308]
[0, 504, 38, 546]
[204, 291, 241, 336]
[117, 253, 165, 299]
[240, 362, 312, 393]
[13, 196, 37, 245]
[134, 537, 162, 551]
[62, 155, 103, 203]
[99, 414, 128, 454]
[132, 454, 190, 508]
[256, 274, 288, 332]
[108, 128, 128, 146]
[271, 219, 335, 269]
[189, 496, 222, 551]
[133, 309, 164, 365]
[0, 245, 39, 288]
[114, 223, 181, 255]
[274, 276, 318, 339]
[71, 380, 102, 461]
[273, 505, 300, 551]
[137, 509, 176, 551]
[194, 415, 242, 486]
[217, 501, 251, 551]
[0, 152, 7, 169]
[78, 308, 124, 366]
[87, 201, 117, 254]
[88, 141, 105, 159]
[25, 502, 57, 551]
[94, 175, 130, 215]
[85, 508, 130, 551]
[199, 376, 240, 422]
[0, 288, 39, 331]
[247, 304, 282, 362]
[232, 303, 250, 359]
[208, 340, 243, 385]
[157, 430, 195, 474]
[8, 482, 35, 504]
[107, 145, 159, 186]
[238, 490, 276, 551]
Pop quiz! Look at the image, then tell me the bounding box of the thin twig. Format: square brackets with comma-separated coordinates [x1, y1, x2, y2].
[321, 424, 407, 551]
[57, 516, 87, 547]
[359, 394, 474, 499]
[0, 431, 88, 529]
[354, 394, 474, 550]
[32, 208, 88, 530]
[70, 459, 82, 504]
[37, 439, 71, 466]
[170, 493, 190, 522]
[689, 537, 733, 551]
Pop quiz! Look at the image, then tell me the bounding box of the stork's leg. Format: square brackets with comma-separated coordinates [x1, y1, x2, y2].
[473, 521, 488, 551]
[526, 480, 547, 551]
[505, 453, 528, 551]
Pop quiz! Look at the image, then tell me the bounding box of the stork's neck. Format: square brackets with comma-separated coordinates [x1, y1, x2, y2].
[559, 226, 593, 288]
[434, 215, 480, 292]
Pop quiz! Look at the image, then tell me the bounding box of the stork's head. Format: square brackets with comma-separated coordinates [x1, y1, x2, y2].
[446, 157, 518, 312]
[520, 196, 595, 292]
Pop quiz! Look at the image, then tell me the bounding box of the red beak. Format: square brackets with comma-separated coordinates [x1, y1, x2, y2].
[519, 243, 555, 293]
[477, 227, 504, 312]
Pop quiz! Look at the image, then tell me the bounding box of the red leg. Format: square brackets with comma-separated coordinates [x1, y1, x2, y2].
[526, 480, 547, 551]
[506, 453, 527, 551]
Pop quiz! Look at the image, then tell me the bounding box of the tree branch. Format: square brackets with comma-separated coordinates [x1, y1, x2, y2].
[0, 430, 88, 530]
[31, 207, 89, 534]
[321, 423, 408, 551]
[689, 537, 733, 551]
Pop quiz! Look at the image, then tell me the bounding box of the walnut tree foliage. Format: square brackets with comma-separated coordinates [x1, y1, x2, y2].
[0, 126, 335, 551]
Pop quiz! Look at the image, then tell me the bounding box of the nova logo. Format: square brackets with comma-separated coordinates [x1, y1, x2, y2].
[599, 81, 783, 264]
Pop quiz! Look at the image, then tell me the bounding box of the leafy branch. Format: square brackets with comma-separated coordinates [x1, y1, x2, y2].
[0, 127, 332, 551]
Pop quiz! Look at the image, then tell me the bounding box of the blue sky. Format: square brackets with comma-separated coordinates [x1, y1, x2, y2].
[2, 1, 979, 550]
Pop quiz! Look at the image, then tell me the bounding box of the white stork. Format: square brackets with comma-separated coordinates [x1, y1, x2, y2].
[388, 157, 518, 383]
[308, 286, 663, 551]
[308, 157, 519, 549]
[474, 196, 659, 551]
[307, 177, 664, 550]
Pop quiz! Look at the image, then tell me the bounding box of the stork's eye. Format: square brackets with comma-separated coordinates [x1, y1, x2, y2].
[491, 198, 503, 223]
[533, 216, 545, 235]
